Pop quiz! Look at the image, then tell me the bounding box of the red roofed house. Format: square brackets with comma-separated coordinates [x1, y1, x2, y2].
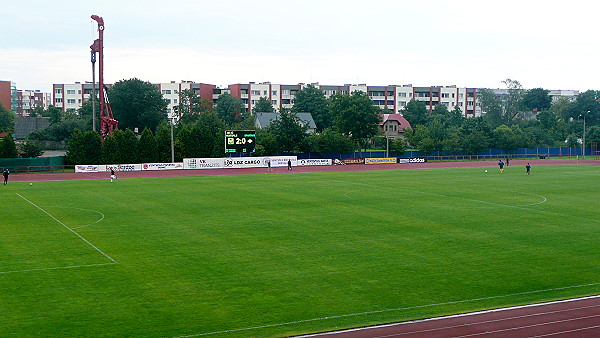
[380, 114, 412, 140]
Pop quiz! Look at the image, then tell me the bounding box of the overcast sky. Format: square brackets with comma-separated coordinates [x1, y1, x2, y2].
[1, 0, 599, 93]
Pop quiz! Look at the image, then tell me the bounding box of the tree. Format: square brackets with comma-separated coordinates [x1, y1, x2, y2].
[0, 102, 15, 133]
[0, 134, 18, 158]
[137, 128, 159, 163]
[174, 89, 215, 125]
[585, 126, 600, 147]
[266, 111, 309, 153]
[492, 124, 526, 153]
[501, 78, 526, 120]
[389, 138, 407, 156]
[330, 91, 381, 154]
[108, 78, 168, 131]
[215, 93, 246, 127]
[100, 129, 138, 164]
[568, 90, 600, 124]
[305, 128, 355, 154]
[155, 121, 173, 162]
[478, 88, 504, 127]
[252, 96, 274, 113]
[66, 130, 101, 164]
[292, 84, 331, 131]
[401, 99, 430, 127]
[459, 117, 491, 155]
[19, 139, 45, 158]
[522, 88, 552, 112]
[45, 105, 63, 125]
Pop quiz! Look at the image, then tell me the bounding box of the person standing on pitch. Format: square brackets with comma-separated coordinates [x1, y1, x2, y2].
[3, 168, 9, 185]
[287, 159, 292, 170]
[506, 157, 510, 166]
[526, 163, 531, 175]
[110, 168, 116, 182]
[267, 158, 272, 171]
[498, 160, 505, 173]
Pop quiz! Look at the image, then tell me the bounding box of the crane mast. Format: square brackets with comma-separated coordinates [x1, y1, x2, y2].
[90, 15, 118, 140]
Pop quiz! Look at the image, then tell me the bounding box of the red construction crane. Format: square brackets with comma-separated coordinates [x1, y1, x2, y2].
[90, 15, 118, 140]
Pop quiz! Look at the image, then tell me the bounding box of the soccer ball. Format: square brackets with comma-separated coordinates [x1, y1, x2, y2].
[484, 170, 488, 173]
[29, 183, 33, 186]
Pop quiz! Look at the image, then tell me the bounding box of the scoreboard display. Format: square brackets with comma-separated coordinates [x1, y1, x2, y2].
[225, 130, 256, 153]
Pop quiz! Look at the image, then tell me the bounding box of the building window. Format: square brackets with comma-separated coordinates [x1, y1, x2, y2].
[398, 92, 407, 97]
[251, 90, 260, 96]
[55, 88, 62, 94]
[166, 99, 171, 104]
[55, 98, 63, 103]
[67, 90, 76, 95]
[441, 93, 449, 98]
[263, 90, 268, 96]
[271, 100, 277, 105]
[272, 90, 278, 96]
[162, 90, 172, 95]
[174, 99, 178, 104]
[282, 90, 290, 95]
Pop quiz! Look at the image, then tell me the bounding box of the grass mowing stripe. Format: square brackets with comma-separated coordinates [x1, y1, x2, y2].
[0, 262, 117, 275]
[16, 193, 118, 264]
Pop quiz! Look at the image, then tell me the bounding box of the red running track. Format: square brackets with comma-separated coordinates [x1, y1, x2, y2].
[302, 296, 600, 338]
[8, 158, 600, 183]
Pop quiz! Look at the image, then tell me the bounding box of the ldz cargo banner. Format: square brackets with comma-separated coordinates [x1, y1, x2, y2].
[297, 159, 332, 166]
[365, 158, 397, 165]
[183, 158, 225, 169]
[142, 163, 184, 171]
[223, 156, 297, 169]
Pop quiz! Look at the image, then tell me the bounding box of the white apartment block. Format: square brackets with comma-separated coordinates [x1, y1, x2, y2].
[52, 80, 580, 121]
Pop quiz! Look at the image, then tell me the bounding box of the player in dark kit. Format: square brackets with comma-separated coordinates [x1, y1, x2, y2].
[2, 169, 8, 185]
[526, 163, 531, 175]
[498, 160, 505, 173]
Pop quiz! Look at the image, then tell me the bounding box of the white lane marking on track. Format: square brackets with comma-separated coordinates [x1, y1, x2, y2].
[16, 193, 117, 264]
[173, 286, 600, 337]
[299, 295, 600, 337]
[367, 303, 600, 337]
[534, 324, 600, 337]
[453, 314, 600, 337]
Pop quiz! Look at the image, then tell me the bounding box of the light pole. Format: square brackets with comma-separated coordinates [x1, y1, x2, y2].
[170, 118, 175, 163]
[579, 112, 588, 159]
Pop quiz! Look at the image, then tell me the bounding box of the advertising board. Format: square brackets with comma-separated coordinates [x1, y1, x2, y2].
[297, 159, 332, 166]
[365, 158, 397, 165]
[142, 163, 184, 171]
[183, 158, 225, 169]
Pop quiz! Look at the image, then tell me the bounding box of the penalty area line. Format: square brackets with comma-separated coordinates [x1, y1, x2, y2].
[16, 193, 118, 264]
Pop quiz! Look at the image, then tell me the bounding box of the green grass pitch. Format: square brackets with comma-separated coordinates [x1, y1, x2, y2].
[1, 165, 599, 337]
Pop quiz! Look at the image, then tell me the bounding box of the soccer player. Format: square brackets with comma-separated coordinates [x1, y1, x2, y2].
[287, 159, 292, 170]
[2, 168, 8, 185]
[526, 163, 531, 175]
[110, 168, 116, 182]
[498, 160, 505, 173]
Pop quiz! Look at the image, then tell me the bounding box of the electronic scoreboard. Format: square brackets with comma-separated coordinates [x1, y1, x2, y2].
[225, 130, 256, 153]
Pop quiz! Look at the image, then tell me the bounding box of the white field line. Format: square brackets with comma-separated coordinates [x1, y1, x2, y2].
[40, 206, 106, 229]
[173, 284, 600, 338]
[0, 262, 116, 275]
[15, 193, 117, 264]
[322, 178, 599, 224]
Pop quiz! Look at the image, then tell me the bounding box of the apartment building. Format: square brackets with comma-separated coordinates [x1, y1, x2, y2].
[0, 80, 18, 113]
[51, 80, 582, 121]
[16, 90, 51, 116]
